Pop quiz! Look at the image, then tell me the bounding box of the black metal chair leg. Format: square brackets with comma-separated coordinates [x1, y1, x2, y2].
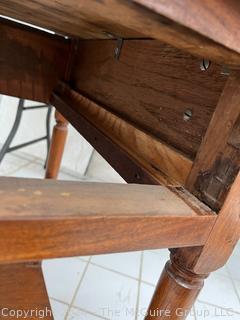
[44, 106, 52, 169]
[0, 99, 24, 163]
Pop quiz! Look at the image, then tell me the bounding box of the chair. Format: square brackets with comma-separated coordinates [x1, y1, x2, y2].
[0, 98, 52, 166]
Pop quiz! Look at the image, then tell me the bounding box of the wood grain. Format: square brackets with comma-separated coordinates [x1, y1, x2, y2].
[0, 262, 52, 319]
[135, 0, 240, 57]
[145, 259, 207, 320]
[0, 18, 70, 102]
[193, 171, 240, 274]
[186, 73, 240, 210]
[71, 39, 227, 158]
[45, 111, 68, 179]
[54, 83, 193, 185]
[1, 1, 240, 66]
[51, 93, 162, 185]
[0, 177, 215, 263]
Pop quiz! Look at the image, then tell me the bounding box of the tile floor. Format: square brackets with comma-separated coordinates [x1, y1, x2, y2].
[0, 149, 239, 320]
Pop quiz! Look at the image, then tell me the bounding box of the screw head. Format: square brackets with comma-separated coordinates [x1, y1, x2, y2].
[200, 59, 210, 71]
[183, 109, 193, 121]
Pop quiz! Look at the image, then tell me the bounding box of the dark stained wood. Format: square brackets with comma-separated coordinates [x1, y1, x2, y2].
[0, 262, 53, 319]
[145, 258, 207, 320]
[45, 111, 68, 179]
[1, 1, 240, 66]
[186, 73, 240, 210]
[0, 177, 215, 263]
[53, 83, 193, 185]
[0, 18, 70, 102]
[71, 39, 227, 158]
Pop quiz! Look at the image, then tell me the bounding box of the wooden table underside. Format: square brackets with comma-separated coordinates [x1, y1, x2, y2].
[0, 1, 239, 319]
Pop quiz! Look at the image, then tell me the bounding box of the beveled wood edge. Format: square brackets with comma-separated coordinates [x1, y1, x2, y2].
[0, 2, 240, 67]
[0, 177, 216, 263]
[52, 82, 193, 185]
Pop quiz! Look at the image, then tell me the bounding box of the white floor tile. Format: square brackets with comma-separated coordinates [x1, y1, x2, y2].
[233, 280, 240, 304]
[86, 151, 125, 183]
[42, 258, 87, 304]
[227, 251, 240, 281]
[50, 299, 69, 320]
[73, 264, 138, 319]
[7, 160, 82, 181]
[0, 153, 30, 175]
[186, 309, 197, 320]
[67, 307, 105, 320]
[198, 273, 240, 312]
[91, 251, 141, 279]
[142, 250, 169, 285]
[137, 283, 155, 320]
[77, 256, 91, 262]
[195, 301, 240, 320]
[137, 283, 196, 320]
[214, 265, 229, 278]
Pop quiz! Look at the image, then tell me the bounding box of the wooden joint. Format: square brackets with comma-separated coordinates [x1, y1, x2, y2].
[145, 252, 208, 320]
[168, 253, 208, 290]
[228, 114, 240, 149]
[194, 155, 239, 211]
[0, 177, 216, 263]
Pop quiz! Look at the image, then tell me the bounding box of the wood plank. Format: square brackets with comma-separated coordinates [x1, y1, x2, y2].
[51, 92, 162, 185]
[0, 18, 70, 102]
[0, 262, 52, 319]
[134, 0, 240, 57]
[71, 39, 227, 158]
[53, 83, 193, 185]
[0, 177, 215, 263]
[1, 1, 240, 66]
[193, 171, 240, 274]
[186, 72, 240, 211]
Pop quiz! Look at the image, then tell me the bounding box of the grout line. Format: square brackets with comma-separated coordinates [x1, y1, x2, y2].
[197, 299, 240, 315]
[71, 305, 110, 320]
[83, 148, 95, 176]
[225, 265, 240, 305]
[1, 157, 38, 176]
[64, 256, 92, 320]
[49, 297, 70, 307]
[77, 256, 157, 288]
[135, 251, 144, 320]
[50, 297, 109, 320]
[77, 257, 140, 282]
[192, 305, 198, 320]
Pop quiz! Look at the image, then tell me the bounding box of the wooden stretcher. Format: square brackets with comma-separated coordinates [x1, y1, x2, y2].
[0, 1, 239, 319]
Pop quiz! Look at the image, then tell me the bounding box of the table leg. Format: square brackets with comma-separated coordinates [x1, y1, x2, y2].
[0, 262, 53, 319]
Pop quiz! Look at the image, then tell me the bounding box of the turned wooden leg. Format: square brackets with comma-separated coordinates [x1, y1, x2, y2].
[0, 262, 53, 319]
[45, 110, 68, 179]
[145, 251, 208, 320]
